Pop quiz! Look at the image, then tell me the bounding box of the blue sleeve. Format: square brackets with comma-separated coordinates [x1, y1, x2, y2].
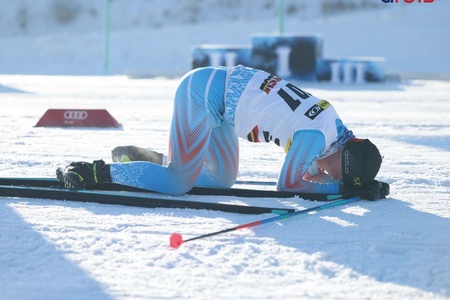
[277, 130, 341, 194]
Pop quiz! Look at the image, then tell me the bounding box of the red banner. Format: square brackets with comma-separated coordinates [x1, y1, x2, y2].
[35, 109, 121, 127]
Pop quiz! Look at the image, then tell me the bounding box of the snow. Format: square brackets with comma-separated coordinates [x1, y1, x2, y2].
[1, 1, 450, 299]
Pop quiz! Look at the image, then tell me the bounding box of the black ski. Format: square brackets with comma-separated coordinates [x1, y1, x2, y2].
[0, 177, 344, 201]
[0, 184, 294, 215]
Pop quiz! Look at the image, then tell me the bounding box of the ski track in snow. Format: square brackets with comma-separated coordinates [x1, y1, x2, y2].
[0, 75, 449, 299]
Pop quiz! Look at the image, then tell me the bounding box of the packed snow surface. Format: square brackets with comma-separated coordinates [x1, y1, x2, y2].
[1, 1, 449, 299]
[1, 75, 449, 299]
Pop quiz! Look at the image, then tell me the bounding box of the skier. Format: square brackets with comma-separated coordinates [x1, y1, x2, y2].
[57, 65, 389, 199]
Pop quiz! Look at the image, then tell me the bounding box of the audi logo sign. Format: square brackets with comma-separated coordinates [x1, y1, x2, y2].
[63, 110, 88, 120]
[35, 109, 121, 127]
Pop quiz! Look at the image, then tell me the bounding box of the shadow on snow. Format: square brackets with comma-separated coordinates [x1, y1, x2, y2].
[0, 201, 114, 300]
[259, 197, 450, 297]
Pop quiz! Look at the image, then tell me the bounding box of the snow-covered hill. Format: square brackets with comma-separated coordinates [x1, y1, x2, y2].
[1, 0, 449, 76]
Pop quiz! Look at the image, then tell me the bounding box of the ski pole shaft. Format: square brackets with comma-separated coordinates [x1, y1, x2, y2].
[170, 196, 360, 248]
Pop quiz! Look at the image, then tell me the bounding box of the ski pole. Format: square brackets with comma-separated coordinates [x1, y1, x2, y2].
[170, 196, 360, 248]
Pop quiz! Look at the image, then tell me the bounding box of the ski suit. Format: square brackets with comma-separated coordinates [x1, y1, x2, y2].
[110, 65, 353, 195]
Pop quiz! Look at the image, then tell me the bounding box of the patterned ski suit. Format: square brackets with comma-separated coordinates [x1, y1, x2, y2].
[110, 65, 353, 195]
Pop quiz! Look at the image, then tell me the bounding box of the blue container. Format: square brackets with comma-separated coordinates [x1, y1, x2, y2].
[316, 57, 385, 83]
[251, 34, 323, 80]
[191, 45, 252, 69]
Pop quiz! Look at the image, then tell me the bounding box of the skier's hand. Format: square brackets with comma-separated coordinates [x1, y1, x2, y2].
[343, 180, 390, 200]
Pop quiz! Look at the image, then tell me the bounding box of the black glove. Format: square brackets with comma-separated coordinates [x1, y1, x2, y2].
[343, 180, 390, 200]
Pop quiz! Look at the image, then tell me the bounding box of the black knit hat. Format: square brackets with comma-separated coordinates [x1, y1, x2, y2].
[342, 138, 382, 186]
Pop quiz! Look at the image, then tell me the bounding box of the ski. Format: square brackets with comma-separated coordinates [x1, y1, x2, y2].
[0, 177, 344, 201]
[190, 185, 344, 201]
[0, 184, 295, 215]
